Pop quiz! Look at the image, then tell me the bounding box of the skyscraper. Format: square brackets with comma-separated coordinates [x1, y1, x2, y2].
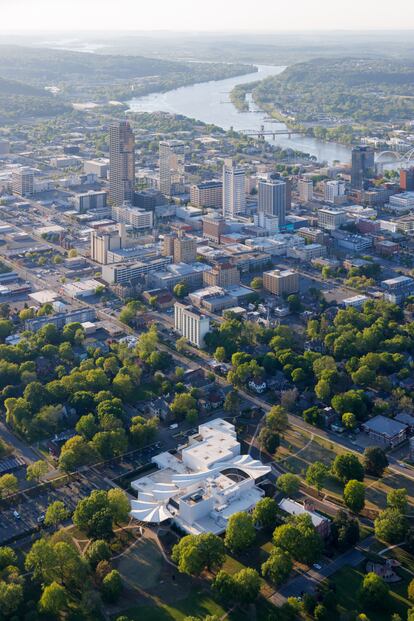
[351, 146, 375, 190]
[109, 121, 135, 206]
[159, 140, 185, 196]
[222, 159, 245, 218]
[257, 177, 286, 225]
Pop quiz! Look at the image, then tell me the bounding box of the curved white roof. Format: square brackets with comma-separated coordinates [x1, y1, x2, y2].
[130, 499, 172, 523]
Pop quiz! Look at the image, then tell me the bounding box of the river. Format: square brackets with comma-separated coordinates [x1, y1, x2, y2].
[127, 64, 352, 165]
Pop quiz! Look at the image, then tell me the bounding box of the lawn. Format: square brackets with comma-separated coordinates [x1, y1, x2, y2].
[114, 537, 164, 591]
[331, 562, 411, 621]
[117, 590, 281, 621]
[118, 590, 228, 621]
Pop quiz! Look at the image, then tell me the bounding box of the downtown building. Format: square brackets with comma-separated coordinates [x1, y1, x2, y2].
[257, 177, 286, 226]
[190, 180, 222, 209]
[351, 146, 375, 190]
[222, 159, 246, 218]
[109, 121, 135, 206]
[12, 167, 34, 197]
[159, 140, 185, 196]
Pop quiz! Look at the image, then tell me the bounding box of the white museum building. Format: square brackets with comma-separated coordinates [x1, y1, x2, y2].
[129, 418, 271, 534]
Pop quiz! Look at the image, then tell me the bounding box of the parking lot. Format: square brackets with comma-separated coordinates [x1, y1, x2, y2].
[0, 473, 112, 545]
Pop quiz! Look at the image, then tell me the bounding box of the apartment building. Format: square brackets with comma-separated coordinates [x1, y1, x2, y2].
[190, 181, 222, 208]
[263, 269, 299, 296]
[174, 302, 210, 348]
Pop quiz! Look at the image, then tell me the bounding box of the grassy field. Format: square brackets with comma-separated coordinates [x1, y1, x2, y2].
[331, 562, 411, 621]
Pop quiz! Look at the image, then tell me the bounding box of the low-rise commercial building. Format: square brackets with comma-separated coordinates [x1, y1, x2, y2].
[317, 207, 347, 231]
[381, 275, 414, 303]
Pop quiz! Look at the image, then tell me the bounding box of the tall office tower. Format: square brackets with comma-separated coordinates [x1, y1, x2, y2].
[298, 178, 314, 203]
[109, 120, 135, 206]
[12, 167, 34, 196]
[159, 140, 185, 196]
[222, 159, 246, 218]
[400, 167, 414, 192]
[257, 178, 286, 226]
[351, 146, 375, 190]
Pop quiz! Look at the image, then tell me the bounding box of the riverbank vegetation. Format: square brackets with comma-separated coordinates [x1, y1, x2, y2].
[251, 57, 414, 127]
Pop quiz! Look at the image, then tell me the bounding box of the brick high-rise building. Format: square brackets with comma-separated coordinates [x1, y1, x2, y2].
[263, 269, 299, 296]
[202, 214, 226, 243]
[173, 235, 197, 264]
[400, 167, 414, 192]
[203, 263, 240, 287]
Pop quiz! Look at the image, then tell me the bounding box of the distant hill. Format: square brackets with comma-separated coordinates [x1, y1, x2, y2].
[0, 76, 48, 96]
[0, 45, 194, 85]
[0, 75, 71, 123]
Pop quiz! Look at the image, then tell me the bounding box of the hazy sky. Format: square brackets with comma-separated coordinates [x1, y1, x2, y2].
[2, 0, 414, 31]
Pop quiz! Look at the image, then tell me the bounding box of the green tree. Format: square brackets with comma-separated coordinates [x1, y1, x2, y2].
[170, 392, 197, 421]
[332, 453, 364, 483]
[44, 501, 69, 527]
[342, 412, 357, 430]
[331, 510, 360, 551]
[214, 346, 226, 362]
[0, 473, 18, 498]
[258, 427, 280, 454]
[363, 446, 388, 477]
[172, 533, 225, 575]
[173, 282, 188, 299]
[250, 277, 263, 290]
[0, 546, 17, 570]
[107, 488, 130, 524]
[266, 405, 289, 434]
[306, 462, 328, 493]
[261, 547, 292, 586]
[387, 488, 408, 513]
[224, 512, 255, 553]
[224, 390, 240, 415]
[359, 572, 389, 610]
[136, 324, 158, 361]
[273, 514, 322, 565]
[252, 497, 279, 531]
[375, 508, 408, 543]
[26, 460, 48, 482]
[39, 581, 68, 615]
[343, 480, 365, 513]
[85, 539, 111, 567]
[276, 473, 300, 496]
[232, 568, 261, 604]
[101, 569, 122, 603]
[76, 414, 99, 441]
